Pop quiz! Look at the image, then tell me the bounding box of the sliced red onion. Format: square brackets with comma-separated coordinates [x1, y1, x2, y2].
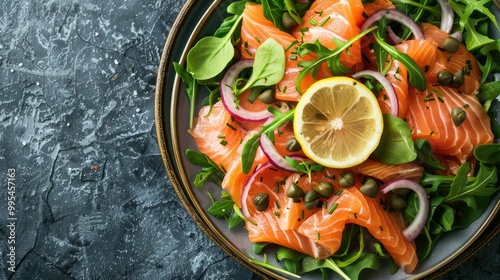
[380, 179, 429, 242]
[259, 133, 295, 172]
[437, 0, 454, 34]
[220, 60, 273, 122]
[352, 70, 399, 116]
[361, 9, 424, 40]
[241, 155, 306, 219]
[450, 30, 463, 42]
[386, 26, 404, 44]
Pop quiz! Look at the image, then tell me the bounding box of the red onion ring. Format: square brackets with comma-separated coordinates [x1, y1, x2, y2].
[386, 26, 404, 44]
[352, 70, 399, 116]
[380, 179, 430, 242]
[220, 60, 274, 122]
[437, 0, 454, 34]
[450, 30, 463, 42]
[361, 9, 424, 40]
[259, 133, 295, 172]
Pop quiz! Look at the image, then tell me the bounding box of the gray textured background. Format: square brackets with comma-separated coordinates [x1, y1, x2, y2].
[0, 0, 498, 279]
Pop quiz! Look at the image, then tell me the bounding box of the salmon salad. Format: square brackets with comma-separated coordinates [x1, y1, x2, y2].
[174, 0, 500, 278]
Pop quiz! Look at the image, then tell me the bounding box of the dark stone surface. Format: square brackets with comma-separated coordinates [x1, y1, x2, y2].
[0, 0, 498, 279]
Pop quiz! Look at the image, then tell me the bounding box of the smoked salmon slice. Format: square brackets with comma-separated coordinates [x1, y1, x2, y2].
[188, 101, 246, 172]
[405, 85, 493, 162]
[297, 171, 418, 274]
[240, 3, 322, 101]
[421, 23, 482, 95]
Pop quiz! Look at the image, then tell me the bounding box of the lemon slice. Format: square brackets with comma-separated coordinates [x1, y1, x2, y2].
[293, 77, 383, 168]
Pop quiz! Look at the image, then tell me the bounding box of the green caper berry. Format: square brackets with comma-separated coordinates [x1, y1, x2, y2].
[391, 187, 410, 196]
[390, 193, 408, 210]
[451, 106, 467, 127]
[360, 178, 379, 198]
[436, 69, 453, 86]
[286, 182, 304, 199]
[253, 193, 269, 212]
[450, 70, 464, 88]
[313, 181, 335, 198]
[339, 171, 355, 188]
[258, 89, 276, 104]
[442, 36, 460, 53]
[285, 137, 302, 152]
[282, 12, 298, 30]
[304, 190, 320, 210]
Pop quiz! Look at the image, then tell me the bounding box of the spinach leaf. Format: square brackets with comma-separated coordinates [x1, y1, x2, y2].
[235, 38, 286, 94]
[187, 14, 243, 80]
[373, 114, 417, 164]
[474, 143, 500, 163]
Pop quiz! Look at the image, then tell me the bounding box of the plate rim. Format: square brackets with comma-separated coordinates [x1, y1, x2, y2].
[154, 1, 500, 279]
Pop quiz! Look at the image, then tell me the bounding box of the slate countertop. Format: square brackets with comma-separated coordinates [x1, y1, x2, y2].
[0, 0, 498, 279]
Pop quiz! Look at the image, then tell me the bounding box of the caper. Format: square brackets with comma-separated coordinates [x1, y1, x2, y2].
[442, 36, 460, 53]
[339, 171, 355, 188]
[282, 12, 298, 30]
[436, 69, 453, 86]
[258, 89, 276, 104]
[451, 106, 466, 127]
[286, 182, 304, 199]
[390, 193, 408, 210]
[313, 181, 335, 198]
[450, 70, 464, 88]
[304, 190, 320, 210]
[360, 178, 379, 198]
[285, 137, 302, 152]
[253, 193, 269, 212]
[391, 187, 410, 196]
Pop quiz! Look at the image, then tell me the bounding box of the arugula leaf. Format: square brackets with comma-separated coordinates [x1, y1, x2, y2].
[173, 63, 198, 128]
[301, 257, 351, 280]
[448, 0, 500, 51]
[213, 1, 249, 38]
[373, 31, 427, 91]
[445, 162, 498, 204]
[477, 80, 500, 103]
[285, 157, 325, 182]
[235, 38, 286, 94]
[249, 254, 301, 278]
[187, 14, 243, 80]
[241, 108, 295, 174]
[261, 0, 286, 30]
[373, 114, 417, 164]
[295, 26, 377, 94]
[185, 149, 224, 187]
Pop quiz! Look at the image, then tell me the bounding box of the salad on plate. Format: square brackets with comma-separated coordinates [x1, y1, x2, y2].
[173, 0, 500, 278]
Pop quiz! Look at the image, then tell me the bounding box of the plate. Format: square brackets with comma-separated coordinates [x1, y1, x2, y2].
[155, 1, 500, 279]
